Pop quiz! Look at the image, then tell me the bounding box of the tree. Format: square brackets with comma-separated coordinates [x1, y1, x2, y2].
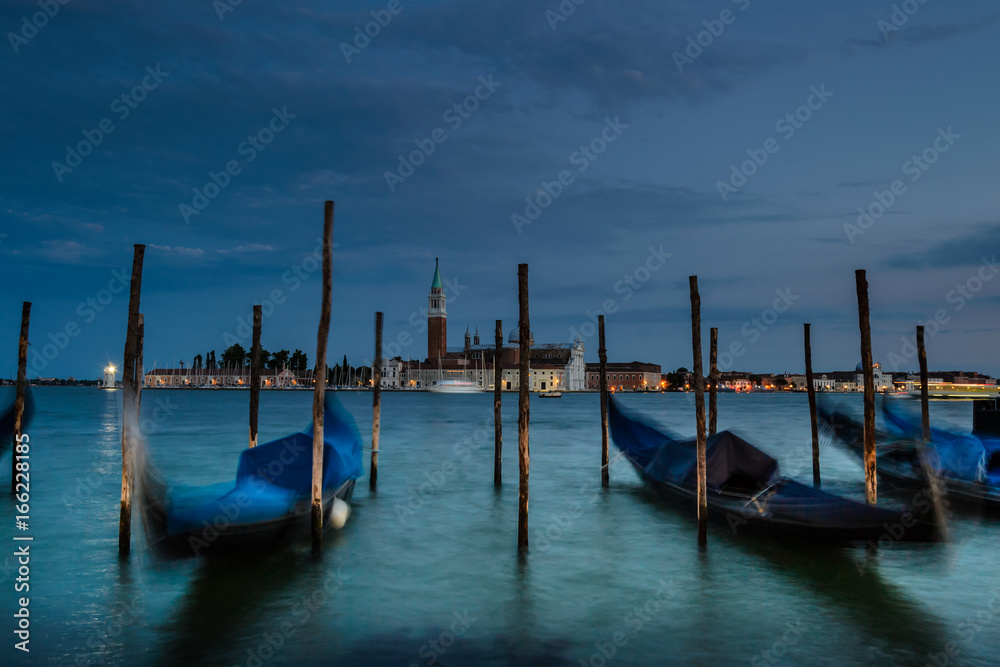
[221, 343, 247, 368]
[749, 374, 762, 386]
[289, 349, 308, 372]
[269, 349, 290, 370]
[246, 347, 270, 368]
[665, 366, 689, 390]
[774, 378, 788, 390]
[192, 354, 203, 371]
[206, 351, 217, 371]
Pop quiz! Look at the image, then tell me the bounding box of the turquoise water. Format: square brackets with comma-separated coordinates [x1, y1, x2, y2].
[2, 388, 999, 666]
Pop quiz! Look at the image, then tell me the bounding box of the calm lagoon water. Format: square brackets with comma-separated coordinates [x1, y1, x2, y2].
[2, 388, 999, 666]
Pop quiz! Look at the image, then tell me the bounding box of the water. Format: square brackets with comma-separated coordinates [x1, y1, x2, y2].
[2, 388, 999, 666]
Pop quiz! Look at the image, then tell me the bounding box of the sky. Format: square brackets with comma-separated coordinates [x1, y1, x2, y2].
[2, 0, 999, 380]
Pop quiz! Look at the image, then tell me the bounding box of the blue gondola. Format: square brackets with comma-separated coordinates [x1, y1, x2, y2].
[140, 395, 363, 556]
[819, 398, 1000, 512]
[609, 396, 940, 542]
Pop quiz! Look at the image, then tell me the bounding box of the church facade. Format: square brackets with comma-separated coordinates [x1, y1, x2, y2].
[382, 260, 586, 391]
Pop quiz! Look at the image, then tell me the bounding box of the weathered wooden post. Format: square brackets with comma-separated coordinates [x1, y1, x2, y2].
[119, 244, 145, 557]
[917, 325, 930, 442]
[709, 327, 718, 436]
[371, 311, 382, 490]
[689, 276, 708, 546]
[494, 319, 502, 487]
[11, 302, 30, 495]
[517, 264, 530, 553]
[804, 323, 820, 487]
[249, 305, 262, 448]
[599, 315, 609, 487]
[915, 324, 947, 539]
[855, 269, 876, 506]
[311, 201, 334, 553]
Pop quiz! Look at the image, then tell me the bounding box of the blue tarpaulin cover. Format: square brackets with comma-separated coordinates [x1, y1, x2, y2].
[165, 395, 363, 536]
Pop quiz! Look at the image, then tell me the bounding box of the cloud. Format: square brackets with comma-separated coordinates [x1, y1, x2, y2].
[148, 244, 206, 257]
[843, 15, 998, 53]
[884, 222, 1000, 269]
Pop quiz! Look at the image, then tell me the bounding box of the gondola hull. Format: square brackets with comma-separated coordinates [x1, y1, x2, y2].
[610, 397, 939, 543]
[139, 395, 364, 557]
[819, 405, 1000, 513]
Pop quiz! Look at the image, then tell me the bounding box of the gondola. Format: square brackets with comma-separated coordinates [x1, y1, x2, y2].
[818, 399, 1000, 512]
[608, 396, 940, 542]
[140, 394, 364, 557]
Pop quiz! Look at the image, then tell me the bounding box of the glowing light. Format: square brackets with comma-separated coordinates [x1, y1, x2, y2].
[106, 365, 116, 373]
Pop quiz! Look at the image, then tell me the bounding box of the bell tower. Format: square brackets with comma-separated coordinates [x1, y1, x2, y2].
[427, 258, 447, 361]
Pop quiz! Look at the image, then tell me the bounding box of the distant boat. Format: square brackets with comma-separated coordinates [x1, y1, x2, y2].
[139, 394, 363, 557]
[538, 391, 562, 398]
[906, 383, 1000, 399]
[608, 396, 940, 543]
[428, 380, 481, 394]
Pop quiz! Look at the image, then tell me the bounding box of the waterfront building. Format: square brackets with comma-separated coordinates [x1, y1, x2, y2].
[585, 362, 663, 391]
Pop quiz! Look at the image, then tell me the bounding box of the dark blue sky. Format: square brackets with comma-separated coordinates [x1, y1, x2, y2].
[2, 0, 999, 380]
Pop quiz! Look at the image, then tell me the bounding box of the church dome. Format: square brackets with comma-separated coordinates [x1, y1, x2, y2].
[508, 324, 533, 345]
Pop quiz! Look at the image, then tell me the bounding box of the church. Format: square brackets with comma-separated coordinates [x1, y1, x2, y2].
[382, 260, 586, 391]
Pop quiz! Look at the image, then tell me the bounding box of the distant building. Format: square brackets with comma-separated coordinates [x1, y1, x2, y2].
[586, 362, 662, 391]
[400, 260, 586, 391]
[143, 368, 309, 388]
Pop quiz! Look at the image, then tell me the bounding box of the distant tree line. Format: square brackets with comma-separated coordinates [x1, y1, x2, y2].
[188, 349, 372, 385]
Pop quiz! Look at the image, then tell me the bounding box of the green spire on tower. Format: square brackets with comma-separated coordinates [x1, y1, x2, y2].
[431, 257, 443, 290]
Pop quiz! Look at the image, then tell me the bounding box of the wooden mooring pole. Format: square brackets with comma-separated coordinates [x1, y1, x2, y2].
[855, 269, 876, 506]
[494, 319, 502, 487]
[804, 323, 820, 487]
[249, 305, 262, 448]
[11, 302, 30, 495]
[689, 276, 708, 547]
[708, 327, 718, 436]
[917, 325, 930, 442]
[119, 244, 145, 557]
[517, 264, 530, 553]
[915, 324, 948, 540]
[371, 311, 382, 490]
[312, 201, 334, 553]
[599, 315, 609, 487]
